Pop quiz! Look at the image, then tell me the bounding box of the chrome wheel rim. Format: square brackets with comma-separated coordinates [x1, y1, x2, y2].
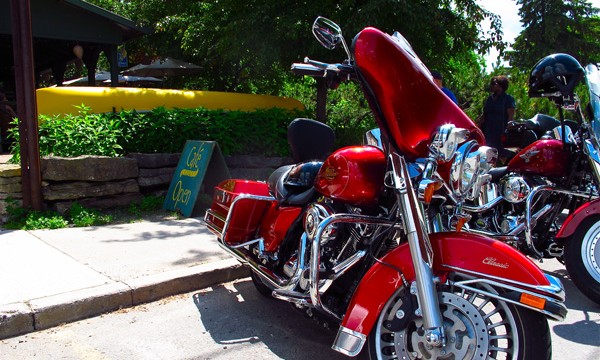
[373, 280, 519, 360]
[581, 221, 600, 283]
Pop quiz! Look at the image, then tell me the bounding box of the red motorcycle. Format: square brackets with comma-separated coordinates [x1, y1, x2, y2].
[458, 55, 600, 305]
[204, 17, 566, 359]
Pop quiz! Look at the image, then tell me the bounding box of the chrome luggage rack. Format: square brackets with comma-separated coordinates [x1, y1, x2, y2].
[204, 189, 276, 240]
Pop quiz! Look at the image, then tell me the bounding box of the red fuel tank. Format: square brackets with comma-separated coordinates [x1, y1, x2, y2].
[507, 139, 570, 177]
[315, 146, 386, 206]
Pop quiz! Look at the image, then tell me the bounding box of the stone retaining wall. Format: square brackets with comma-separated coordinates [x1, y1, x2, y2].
[0, 154, 291, 218]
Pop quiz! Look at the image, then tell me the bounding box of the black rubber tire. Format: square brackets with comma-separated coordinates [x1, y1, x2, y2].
[249, 270, 274, 298]
[563, 216, 600, 305]
[359, 277, 551, 360]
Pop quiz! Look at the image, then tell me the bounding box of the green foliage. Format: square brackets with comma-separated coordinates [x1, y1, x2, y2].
[9, 105, 124, 163]
[508, 0, 600, 68]
[117, 107, 303, 155]
[68, 203, 113, 227]
[9, 106, 307, 160]
[280, 77, 376, 147]
[86, 0, 504, 94]
[128, 195, 164, 216]
[3, 198, 69, 230]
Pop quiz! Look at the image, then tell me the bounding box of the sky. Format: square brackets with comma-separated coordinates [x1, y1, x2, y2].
[477, 0, 600, 70]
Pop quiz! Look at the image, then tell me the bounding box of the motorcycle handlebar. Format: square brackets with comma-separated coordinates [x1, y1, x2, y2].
[290, 63, 327, 77]
[291, 58, 355, 89]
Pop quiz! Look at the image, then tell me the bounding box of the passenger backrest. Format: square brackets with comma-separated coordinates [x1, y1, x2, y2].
[287, 118, 335, 163]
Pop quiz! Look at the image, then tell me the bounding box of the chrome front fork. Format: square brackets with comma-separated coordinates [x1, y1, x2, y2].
[389, 153, 445, 347]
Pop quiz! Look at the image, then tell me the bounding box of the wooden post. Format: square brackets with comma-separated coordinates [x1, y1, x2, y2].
[10, 0, 43, 210]
[316, 78, 327, 122]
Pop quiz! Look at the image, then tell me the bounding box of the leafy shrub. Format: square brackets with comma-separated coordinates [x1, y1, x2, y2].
[128, 195, 164, 217]
[68, 202, 113, 227]
[8, 106, 308, 161]
[3, 199, 69, 230]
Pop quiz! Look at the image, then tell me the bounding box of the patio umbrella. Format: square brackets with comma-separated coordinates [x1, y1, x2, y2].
[63, 71, 162, 86]
[102, 75, 163, 86]
[62, 71, 112, 85]
[121, 57, 202, 78]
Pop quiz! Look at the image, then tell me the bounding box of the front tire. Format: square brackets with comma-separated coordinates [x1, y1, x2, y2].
[563, 216, 600, 304]
[361, 274, 551, 360]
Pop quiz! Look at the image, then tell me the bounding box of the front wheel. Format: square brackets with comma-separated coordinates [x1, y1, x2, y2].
[563, 216, 600, 304]
[361, 273, 551, 360]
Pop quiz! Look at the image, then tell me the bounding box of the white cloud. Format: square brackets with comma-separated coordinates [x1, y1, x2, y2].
[477, 0, 600, 70]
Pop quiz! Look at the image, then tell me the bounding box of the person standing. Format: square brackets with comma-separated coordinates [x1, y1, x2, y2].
[431, 70, 458, 105]
[479, 75, 515, 162]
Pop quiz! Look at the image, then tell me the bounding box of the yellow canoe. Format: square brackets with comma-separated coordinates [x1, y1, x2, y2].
[36, 87, 305, 116]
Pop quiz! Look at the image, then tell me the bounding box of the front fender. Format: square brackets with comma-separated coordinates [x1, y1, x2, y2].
[341, 232, 552, 337]
[556, 198, 600, 239]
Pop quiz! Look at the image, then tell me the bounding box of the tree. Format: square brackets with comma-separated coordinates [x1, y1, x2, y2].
[508, 0, 600, 69]
[87, 0, 506, 94]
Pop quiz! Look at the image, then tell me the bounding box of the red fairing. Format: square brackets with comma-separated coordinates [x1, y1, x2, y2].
[557, 198, 600, 239]
[353, 28, 484, 160]
[507, 139, 570, 177]
[315, 145, 386, 206]
[341, 232, 551, 336]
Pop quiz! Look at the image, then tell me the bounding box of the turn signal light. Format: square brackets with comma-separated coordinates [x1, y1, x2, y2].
[423, 182, 436, 203]
[456, 217, 468, 232]
[520, 293, 546, 309]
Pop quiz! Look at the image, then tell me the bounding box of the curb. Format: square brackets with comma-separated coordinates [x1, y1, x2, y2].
[0, 258, 247, 340]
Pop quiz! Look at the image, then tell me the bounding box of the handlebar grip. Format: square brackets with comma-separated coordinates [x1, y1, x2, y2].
[291, 63, 326, 77]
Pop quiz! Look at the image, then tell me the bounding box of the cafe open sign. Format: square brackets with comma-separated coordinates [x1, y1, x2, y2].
[164, 140, 229, 217]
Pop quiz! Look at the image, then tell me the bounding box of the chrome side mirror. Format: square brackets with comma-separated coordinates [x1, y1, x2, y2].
[312, 17, 352, 60]
[364, 128, 382, 148]
[430, 124, 470, 163]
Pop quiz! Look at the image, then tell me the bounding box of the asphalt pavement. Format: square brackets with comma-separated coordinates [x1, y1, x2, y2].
[0, 218, 247, 339]
[0, 216, 598, 358]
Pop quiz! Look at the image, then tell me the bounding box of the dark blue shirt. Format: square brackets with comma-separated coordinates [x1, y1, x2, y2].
[482, 92, 515, 152]
[442, 87, 458, 105]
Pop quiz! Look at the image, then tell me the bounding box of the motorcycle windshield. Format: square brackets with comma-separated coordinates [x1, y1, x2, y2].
[585, 64, 600, 138]
[353, 28, 483, 160]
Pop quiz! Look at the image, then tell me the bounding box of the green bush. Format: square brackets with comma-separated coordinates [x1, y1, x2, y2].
[128, 195, 164, 217]
[68, 202, 113, 227]
[3, 198, 69, 230]
[8, 106, 308, 161]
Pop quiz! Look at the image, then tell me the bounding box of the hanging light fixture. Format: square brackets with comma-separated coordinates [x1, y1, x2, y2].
[73, 44, 84, 59]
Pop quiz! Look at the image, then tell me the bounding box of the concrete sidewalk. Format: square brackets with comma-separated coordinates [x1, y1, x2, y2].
[0, 218, 247, 339]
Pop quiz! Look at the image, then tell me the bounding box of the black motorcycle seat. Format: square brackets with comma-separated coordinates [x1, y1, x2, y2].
[525, 114, 560, 132]
[268, 163, 322, 206]
[488, 166, 508, 182]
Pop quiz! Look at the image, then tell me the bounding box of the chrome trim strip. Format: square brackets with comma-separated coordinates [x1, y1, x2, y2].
[332, 326, 367, 357]
[450, 277, 566, 321]
[443, 264, 565, 301]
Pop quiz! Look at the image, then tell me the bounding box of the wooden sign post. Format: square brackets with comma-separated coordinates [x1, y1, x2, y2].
[164, 140, 230, 217]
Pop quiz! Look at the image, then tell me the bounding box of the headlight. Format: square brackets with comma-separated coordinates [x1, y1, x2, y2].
[450, 141, 498, 198]
[500, 176, 530, 203]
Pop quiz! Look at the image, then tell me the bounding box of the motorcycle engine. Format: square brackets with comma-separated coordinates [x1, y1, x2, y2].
[500, 175, 531, 203]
